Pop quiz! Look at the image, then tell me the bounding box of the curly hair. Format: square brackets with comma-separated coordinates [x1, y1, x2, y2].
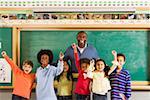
[37, 49, 53, 64]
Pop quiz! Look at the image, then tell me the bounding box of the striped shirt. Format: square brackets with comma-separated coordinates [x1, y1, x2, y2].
[109, 68, 131, 100]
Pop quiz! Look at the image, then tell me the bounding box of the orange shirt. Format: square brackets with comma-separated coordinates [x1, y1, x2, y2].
[4, 55, 35, 99]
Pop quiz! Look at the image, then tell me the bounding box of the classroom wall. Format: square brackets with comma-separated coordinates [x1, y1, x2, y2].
[1, 29, 150, 100]
[0, 90, 150, 100]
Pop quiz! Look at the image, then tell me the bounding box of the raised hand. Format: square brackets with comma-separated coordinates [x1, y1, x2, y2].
[1, 51, 7, 57]
[72, 43, 77, 52]
[88, 59, 95, 71]
[112, 50, 117, 61]
[108, 50, 118, 75]
[59, 51, 64, 61]
[72, 43, 77, 49]
[112, 50, 117, 56]
[90, 59, 95, 67]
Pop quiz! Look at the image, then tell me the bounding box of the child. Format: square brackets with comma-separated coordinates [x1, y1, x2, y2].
[54, 59, 73, 100]
[36, 49, 64, 100]
[109, 53, 131, 100]
[88, 50, 118, 100]
[72, 43, 92, 100]
[1, 51, 35, 100]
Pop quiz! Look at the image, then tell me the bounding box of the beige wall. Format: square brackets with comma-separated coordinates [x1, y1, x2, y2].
[0, 90, 150, 100]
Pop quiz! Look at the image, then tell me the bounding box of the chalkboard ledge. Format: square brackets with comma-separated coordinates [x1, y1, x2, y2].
[131, 81, 150, 90]
[131, 81, 150, 86]
[0, 86, 13, 89]
[132, 86, 150, 91]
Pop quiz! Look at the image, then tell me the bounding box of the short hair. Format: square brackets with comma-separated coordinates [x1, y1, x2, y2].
[23, 60, 34, 68]
[117, 53, 126, 61]
[76, 31, 87, 37]
[37, 49, 53, 64]
[79, 58, 90, 66]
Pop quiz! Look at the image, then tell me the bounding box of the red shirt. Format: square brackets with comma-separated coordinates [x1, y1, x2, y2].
[74, 52, 91, 95]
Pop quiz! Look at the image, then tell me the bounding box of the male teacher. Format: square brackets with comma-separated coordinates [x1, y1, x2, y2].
[64, 31, 99, 73]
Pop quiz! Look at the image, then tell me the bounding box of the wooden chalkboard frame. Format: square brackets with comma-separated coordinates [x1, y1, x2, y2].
[13, 24, 150, 90]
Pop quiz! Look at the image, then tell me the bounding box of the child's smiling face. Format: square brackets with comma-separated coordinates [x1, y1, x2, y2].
[41, 54, 49, 67]
[22, 64, 32, 74]
[96, 61, 105, 72]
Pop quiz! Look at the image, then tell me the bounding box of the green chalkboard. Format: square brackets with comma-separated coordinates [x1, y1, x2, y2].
[0, 28, 12, 87]
[20, 30, 150, 81]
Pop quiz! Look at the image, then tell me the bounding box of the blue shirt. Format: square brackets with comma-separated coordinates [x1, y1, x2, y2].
[64, 44, 99, 73]
[109, 68, 131, 100]
[36, 61, 63, 100]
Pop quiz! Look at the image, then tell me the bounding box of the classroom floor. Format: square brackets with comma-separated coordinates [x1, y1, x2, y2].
[0, 90, 150, 100]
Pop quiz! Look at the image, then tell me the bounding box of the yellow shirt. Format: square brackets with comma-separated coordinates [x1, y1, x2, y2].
[54, 73, 72, 96]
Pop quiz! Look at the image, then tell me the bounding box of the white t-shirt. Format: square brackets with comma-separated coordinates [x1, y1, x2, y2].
[91, 71, 111, 95]
[77, 43, 87, 54]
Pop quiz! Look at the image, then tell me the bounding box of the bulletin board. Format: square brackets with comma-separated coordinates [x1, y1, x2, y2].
[0, 28, 13, 88]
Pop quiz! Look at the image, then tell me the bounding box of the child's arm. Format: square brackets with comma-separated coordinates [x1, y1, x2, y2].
[119, 94, 126, 100]
[1, 51, 22, 74]
[68, 80, 73, 93]
[72, 43, 80, 71]
[54, 51, 64, 76]
[54, 80, 59, 89]
[89, 81, 93, 92]
[32, 83, 36, 89]
[108, 50, 118, 75]
[124, 72, 131, 99]
[87, 60, 95, 78]
[89, 59, 95, 71]
[112, 50, 117, 61]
